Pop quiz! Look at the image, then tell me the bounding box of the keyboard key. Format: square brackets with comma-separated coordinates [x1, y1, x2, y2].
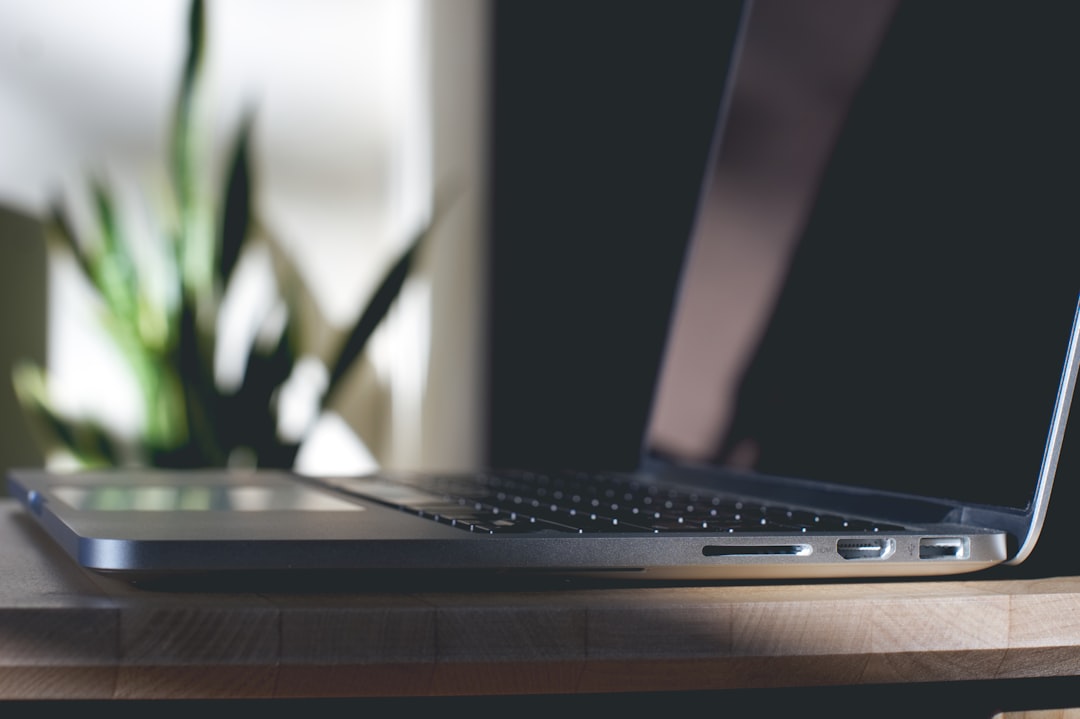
[355, 471, 910, 535]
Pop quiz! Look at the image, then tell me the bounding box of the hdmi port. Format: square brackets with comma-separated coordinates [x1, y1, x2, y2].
[837, 538, 895, 560]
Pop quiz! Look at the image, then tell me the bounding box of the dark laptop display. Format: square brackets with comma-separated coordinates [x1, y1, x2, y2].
[647, 0, 1080, 515]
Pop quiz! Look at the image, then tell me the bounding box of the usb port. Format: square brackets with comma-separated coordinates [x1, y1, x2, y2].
[919, 537, 969, 560]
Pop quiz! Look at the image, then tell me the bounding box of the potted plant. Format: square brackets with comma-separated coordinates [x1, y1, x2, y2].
[12, 0, 437, 471]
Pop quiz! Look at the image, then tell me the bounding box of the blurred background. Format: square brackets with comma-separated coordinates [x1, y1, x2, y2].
[0, 0, 489, 481]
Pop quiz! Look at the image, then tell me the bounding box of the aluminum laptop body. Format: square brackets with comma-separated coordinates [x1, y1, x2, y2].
[8, 2, 1080, 581]
[7, 315, 1080, 581]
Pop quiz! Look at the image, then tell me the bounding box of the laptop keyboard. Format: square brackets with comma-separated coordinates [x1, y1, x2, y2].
[340, 470, 906, 535]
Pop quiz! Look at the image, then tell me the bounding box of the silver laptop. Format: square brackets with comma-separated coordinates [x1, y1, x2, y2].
[8, 2, 1080, 581]
[11, 293, 1080, 581]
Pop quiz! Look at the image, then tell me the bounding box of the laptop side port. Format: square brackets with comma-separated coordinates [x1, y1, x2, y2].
[836, 538, 895, 560]
[703, 544, 812, 557]
[919, 537, 969, 560]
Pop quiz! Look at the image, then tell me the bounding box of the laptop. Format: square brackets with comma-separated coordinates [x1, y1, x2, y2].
[8, 1, 1080, 581]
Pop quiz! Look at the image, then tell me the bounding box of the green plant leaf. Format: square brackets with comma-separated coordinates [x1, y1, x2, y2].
[172, 0, 204, 197]
[46, 202, 95, 283]
[173, 292, 223, 464]
[227, 306, 300, 467]
[219, 113, 254, 286]
[324, 225, 425, 407]
[322, 185, 459, 409]
[181, 0, 204, 104]
[11, 362, 122, 467]
[91, 180, 119, 252]
[90, 179, 141, 328]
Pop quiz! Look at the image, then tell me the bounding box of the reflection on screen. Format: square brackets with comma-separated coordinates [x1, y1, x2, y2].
[646, 3, 1080, 510]
[52, 485, 364, 512]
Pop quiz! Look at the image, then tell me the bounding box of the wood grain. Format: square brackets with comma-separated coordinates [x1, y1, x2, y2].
[6, 501, 1080, 701]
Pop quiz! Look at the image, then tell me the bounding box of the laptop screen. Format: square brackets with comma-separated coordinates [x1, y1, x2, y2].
[646, 2, 1080, 511]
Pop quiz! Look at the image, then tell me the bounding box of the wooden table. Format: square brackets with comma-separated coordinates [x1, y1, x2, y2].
[4, 500, 1080, 716]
